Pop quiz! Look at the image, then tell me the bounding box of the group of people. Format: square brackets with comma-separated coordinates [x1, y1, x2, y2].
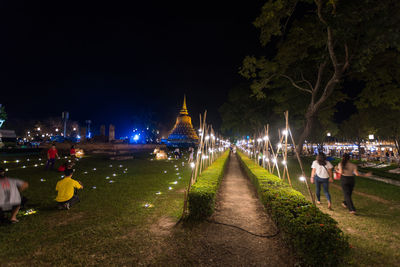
[0, 144, 83, 223]
[45, 144, 77, 170]
[311, 153, 370, 214]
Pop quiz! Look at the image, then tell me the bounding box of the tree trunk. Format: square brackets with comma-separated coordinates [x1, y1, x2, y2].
[296, 113, 314, 155]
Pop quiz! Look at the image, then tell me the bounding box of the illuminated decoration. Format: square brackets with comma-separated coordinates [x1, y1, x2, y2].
[327, 132, 331, 137]
[156, 150, 168, 160]
[369, 134, 374, 140]
[0, 119, 4, 128]
[75, 149, 84, 158]
[166, 95, 199, 148]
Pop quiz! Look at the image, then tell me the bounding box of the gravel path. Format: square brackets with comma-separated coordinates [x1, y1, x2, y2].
[156, 153, 294, 266]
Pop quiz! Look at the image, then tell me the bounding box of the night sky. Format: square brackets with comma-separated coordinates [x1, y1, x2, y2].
[1, 1, 265, 137]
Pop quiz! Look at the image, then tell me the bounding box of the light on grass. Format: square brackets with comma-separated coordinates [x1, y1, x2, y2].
[84, 171, 88, 174]
[40, 178, 46, 182]
[282, 130, 288, 136]
[113, 173, 116, 176]
[106, 176, 110, 179]
[282, 160, 287, 165]
[164, 170, 167, 173]
[272, 158, 277, 164]
[143, 203, 153, 208]
[190, 162, 195, 168]
[22, 166, 26, 168]
[23, 209, 37, 215]
[92, 186, 97, 189]
[109, 180, 114, 183]
[168, 187, 173, 190]
[93, 168, 96, 170]
[109, 164, 113, 167]
[299, 176, 306, 182]
[34, 164, 38, 167]
[277, 143, 282, 149]
[16, 160, 20, 163]
[156, 191, 162, 195]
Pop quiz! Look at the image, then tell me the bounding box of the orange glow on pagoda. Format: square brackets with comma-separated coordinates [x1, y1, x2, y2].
[166, 95, 199, 147]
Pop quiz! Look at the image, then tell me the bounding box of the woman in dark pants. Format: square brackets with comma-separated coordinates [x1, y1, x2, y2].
[336, 153, 370, 215]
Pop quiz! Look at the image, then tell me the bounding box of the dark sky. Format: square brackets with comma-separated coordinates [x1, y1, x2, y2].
[1, 1, 265, 137]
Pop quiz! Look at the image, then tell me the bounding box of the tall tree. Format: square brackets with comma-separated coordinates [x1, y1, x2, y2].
[356, 51, 400, 153]
[219, 83, 279, 138]
[240, 0, 400, 153]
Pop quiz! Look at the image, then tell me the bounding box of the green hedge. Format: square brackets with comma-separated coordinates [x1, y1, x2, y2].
[238, 151, 349, 266]
[188, 151, 229, 220]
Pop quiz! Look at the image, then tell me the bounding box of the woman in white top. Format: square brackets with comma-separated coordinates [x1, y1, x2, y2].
[310, 153, 333, 209]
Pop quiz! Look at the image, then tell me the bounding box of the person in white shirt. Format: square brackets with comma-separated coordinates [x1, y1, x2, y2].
[310, 153, 333, 209]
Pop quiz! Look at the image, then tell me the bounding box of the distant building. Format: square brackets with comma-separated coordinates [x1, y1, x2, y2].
[165, 96, 199, 148]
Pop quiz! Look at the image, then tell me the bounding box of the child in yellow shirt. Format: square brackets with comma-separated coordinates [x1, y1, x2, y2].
[56, 169, 83, 210]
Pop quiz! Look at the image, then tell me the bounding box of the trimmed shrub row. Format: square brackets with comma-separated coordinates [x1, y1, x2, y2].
[237, 151, 349, 267]
[188, 151, 230, 220]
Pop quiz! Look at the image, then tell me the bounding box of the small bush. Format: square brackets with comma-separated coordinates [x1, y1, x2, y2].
[238, 151, 349, 266]
[188, 151, 229, 220]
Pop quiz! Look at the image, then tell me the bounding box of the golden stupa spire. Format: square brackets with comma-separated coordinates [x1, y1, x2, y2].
[180, 94, 188, 115]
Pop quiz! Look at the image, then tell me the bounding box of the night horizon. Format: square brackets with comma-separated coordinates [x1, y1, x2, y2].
[1, 1, 265, 137]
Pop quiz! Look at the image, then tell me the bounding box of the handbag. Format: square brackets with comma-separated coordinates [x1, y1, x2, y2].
[334, 171, 341, 180]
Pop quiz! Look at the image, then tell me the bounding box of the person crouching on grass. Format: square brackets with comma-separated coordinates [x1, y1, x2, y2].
[0, 167, 29, 223]
[310, 153, 334, 210]
[55, 169, 83, 210]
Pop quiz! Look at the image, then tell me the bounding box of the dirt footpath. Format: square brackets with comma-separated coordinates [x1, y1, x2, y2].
[153, 154, 294, 266]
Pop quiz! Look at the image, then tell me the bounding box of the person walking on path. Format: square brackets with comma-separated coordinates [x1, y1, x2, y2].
[46, 144, 59, 170]
[0, 167, 29, 223]
[336, 153, 371, 215]
[310, 153, 333, 209]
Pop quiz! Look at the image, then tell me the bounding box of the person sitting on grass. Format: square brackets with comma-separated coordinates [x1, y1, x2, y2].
[55, 169, 83, 210]
[58, 161, 75, 173]
[0, 167, 29, 223]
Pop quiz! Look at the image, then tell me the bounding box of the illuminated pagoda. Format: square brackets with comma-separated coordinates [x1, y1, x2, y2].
[166, 96, 199, 148]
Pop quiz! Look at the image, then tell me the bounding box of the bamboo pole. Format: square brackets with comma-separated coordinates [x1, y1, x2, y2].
[288, 127, 315, 204]
[283, 111, 292, 187]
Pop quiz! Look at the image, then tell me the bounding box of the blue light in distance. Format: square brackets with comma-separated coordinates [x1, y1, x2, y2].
[133, 134, 139, 141]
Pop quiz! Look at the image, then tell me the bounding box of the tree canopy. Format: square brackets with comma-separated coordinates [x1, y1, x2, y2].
[239, 0, 400, 152]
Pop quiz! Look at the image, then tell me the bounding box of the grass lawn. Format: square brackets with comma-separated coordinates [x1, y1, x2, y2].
[270, 157, 400, 267]
[0, 151, 192, 265]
